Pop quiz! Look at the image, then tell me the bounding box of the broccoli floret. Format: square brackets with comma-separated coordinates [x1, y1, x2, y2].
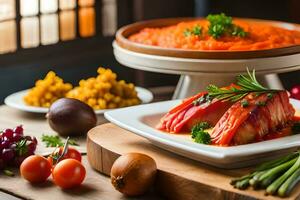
[191, 122, 212, 144]
[194, 131, 211, 144]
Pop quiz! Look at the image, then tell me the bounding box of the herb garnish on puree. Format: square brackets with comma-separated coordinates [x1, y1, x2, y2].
[129, 13, 300, 51]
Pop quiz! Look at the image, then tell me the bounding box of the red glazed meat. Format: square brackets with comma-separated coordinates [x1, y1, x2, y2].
[210, 91, 295, 146]
[157, 92, 232, 133]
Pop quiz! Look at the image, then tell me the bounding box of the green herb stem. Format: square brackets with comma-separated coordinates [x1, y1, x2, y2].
[42, 134, 79, 147]
[266, 156, 300, 195]
[207, 68, 283, 102]
[255, 153, 299, 171]
[230, 172, 257, 186]
[278, 168, 300, 197]
[16, 139, 28, 156]
[3, 169, 14, 177]
[232, 152, 300, 197]
[235, 178, 251, 190]
[259, 157, 297, 182]
[260, 173, 281, 189]
[249, 171, 267, 189]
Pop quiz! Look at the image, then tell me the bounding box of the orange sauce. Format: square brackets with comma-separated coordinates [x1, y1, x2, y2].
[129, 19, 300, 51]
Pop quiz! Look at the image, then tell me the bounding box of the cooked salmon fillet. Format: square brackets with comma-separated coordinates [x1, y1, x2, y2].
[210, 91, 295, 146]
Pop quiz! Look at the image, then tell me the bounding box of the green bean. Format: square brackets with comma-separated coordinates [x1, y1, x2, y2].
[255, 153, 298, 171]
[235, 178, 251, 190]
[278, 168, 300, 197]
[259, 157, 297, 182]
[266, 156, 300, 195]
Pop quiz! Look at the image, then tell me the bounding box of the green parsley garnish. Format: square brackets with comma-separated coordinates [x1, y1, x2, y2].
[207, 68, 282, 102]
[184, 25, 202, 37]
[193, 93, 212, 106]
[241, 99, 249, 107]
[42, 135, 79, 147]
[16, 139, 28, 156]
[207, 13, 248, 39]
[192, 25, 202, 35]
[191, 122, 212, 144]
[194, 131, 211, 144]
[68, 139, 79, 146]
[231, 25, 247, 37]
[3, 169, 14, 177]
[292, 122, 300, 134]
[192, 122, 211, 132]
[183, 29, 192, 37]
[267, 93, 273, 99]
[256, 101, 266, 106]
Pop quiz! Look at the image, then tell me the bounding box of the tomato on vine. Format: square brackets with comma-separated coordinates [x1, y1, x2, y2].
[52, 159, 86, 189]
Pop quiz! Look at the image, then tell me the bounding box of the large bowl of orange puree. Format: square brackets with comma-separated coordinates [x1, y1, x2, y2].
[116, 18, 300, 59]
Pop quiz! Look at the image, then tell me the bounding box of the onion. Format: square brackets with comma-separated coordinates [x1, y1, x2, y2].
[110, 153, 157, 196]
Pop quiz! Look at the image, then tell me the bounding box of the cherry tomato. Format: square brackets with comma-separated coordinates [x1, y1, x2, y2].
[290, 85, 300, 100]
[52, 159, 86, 189]
[20, 155, 52, 183]
[47, 147, 82, 167]
[47, 156, 54, 167]
[59, 147, 82, 162]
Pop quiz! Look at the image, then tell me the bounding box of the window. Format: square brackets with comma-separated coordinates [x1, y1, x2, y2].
[0, 0, 16, 53]
[20, 0, 38, 16]
[59, 10, 76, 41]
[78, 0, 94, 7]
[41, 14, 59, 45]
[59, 0, 76, 10]
[40, 0, 58, 14]
[20, 17, 39, 48]
[0, 20, 16, 53]
[0, 0, 15, 20]
[102, 0, 117, 36]
[79, 7, 95, 37]
[0, 0, 118, 54]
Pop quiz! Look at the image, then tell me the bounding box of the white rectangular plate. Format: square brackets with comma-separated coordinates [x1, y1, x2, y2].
[104, 99, 300, 168]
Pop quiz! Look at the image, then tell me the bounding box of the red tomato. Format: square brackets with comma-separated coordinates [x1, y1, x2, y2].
[20, 155, 52, 183]
[291, 85, 300, 100]
[59, 147, 82, 162]
[52, 159, 86, 189]
[47, 147, 81, 167]
[47, 156, 54, 168]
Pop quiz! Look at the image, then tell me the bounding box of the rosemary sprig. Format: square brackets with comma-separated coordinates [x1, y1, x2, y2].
[207, 68, 283, 102]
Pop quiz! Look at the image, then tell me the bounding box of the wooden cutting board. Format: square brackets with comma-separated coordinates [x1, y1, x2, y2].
[86, 123, 300, 200]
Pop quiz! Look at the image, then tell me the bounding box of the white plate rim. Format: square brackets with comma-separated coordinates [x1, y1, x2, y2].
[104, 98, 300, 161]
[4, 87, 153, 114]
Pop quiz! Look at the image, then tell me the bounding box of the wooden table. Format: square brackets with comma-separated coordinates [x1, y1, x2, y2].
[0, 105, 162, 200]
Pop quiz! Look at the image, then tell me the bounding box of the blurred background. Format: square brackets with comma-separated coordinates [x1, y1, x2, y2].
[0, 0, 299, 102]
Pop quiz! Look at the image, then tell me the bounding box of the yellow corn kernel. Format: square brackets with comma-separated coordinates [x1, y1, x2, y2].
[87, 98, 97, 106]
[108, 103, 117, 109]
[97, 98, 107, 109]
